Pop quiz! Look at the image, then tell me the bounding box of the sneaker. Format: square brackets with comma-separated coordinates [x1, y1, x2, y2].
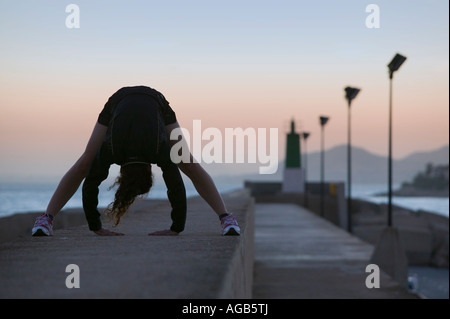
[32, 213, 54, 236]
[221, 213, 240, 236]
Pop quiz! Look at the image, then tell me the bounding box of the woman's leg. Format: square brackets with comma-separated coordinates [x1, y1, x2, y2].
[32, 122, 107, 236]
[166, 122, 228, 216]
[165, 121, 240, 235]
[177, 155, 228, 217]
[46, 123, 108, 217]
[178, 157, 240, 235]
[45, 155, 92, 217]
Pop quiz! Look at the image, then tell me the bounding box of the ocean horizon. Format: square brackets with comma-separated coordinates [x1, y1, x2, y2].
[0, 177, 448, 219]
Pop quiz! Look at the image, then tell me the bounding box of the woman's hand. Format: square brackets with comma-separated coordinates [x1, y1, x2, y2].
[93, 228, 125, 236]
[148, 229, 179, 236]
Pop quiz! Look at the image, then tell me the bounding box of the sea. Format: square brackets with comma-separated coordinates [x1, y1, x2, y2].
[0, 177, 448, 219]
[0, 175, 242, 218]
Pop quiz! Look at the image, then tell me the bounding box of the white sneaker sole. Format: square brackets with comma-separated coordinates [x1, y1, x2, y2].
[32, 227, 51, 236]
[223, 226, 240, 236]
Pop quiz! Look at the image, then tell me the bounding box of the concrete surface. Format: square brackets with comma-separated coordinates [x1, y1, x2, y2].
[370, 227, 409, 288]
[0, 192, 254, 299]
[0, 208, 90, 244]
[0, 193, 422, 300]
[252, 203, 418, 299]
[246, 181, 449, 268]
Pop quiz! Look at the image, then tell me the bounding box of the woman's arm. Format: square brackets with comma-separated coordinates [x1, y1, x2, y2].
[45, 122, 108, 217]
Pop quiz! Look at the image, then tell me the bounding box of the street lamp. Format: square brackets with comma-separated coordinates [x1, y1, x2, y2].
[302, 132, 310, 208]
[344, 86, 360, 233]
[319, 116, 329, 217]
[369, 53, 409, 289]
[387, 53, 407, 226]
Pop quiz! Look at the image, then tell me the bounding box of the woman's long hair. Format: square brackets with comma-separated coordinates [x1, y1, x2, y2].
[106, 163, 153, 226]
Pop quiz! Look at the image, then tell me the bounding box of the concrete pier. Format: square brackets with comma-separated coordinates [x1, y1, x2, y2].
[0, 191, 418, 300]
[252, 203, 417, 298]
[0, 191, 254, 299]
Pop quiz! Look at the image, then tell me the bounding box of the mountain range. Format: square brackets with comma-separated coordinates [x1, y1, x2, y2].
[206, 144, 449, 185]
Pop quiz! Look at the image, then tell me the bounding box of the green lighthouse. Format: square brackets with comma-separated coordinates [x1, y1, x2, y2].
[282, 119, 305, 193]
[285, 120, 301, 168]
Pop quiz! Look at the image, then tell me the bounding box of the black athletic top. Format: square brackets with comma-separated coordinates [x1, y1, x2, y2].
[82, 86, 187, 233]
[97, 86, 177, 127]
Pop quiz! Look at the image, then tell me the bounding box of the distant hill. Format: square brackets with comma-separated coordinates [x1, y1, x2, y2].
[305, 144, 449, 184]
[207, 144, 449, 185]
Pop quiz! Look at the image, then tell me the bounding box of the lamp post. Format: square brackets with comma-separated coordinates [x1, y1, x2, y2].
[387, 53, 407, 227]
[302, 132, 310, 208]
[319, 116, 329, 217]
[344, 87, 360, 233]
[369, 53, 409, 289]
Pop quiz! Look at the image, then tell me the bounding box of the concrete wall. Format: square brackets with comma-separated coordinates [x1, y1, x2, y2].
[0, 191, 255, 298]
[245, 180, 347, 229]
[245, 180, 449, 268]
[218, 191, 255, 298]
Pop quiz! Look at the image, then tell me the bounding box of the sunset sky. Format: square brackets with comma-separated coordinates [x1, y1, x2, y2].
[0, 0, 448, 180]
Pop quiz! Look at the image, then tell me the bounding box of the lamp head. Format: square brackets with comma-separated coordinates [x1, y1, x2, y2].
[345, 87, 360, 103]
[388, 53, 407, 78]
[319, 116, 329, 126]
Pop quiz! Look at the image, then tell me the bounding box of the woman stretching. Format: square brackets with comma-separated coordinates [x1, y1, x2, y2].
[31, 86, 240, 236]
